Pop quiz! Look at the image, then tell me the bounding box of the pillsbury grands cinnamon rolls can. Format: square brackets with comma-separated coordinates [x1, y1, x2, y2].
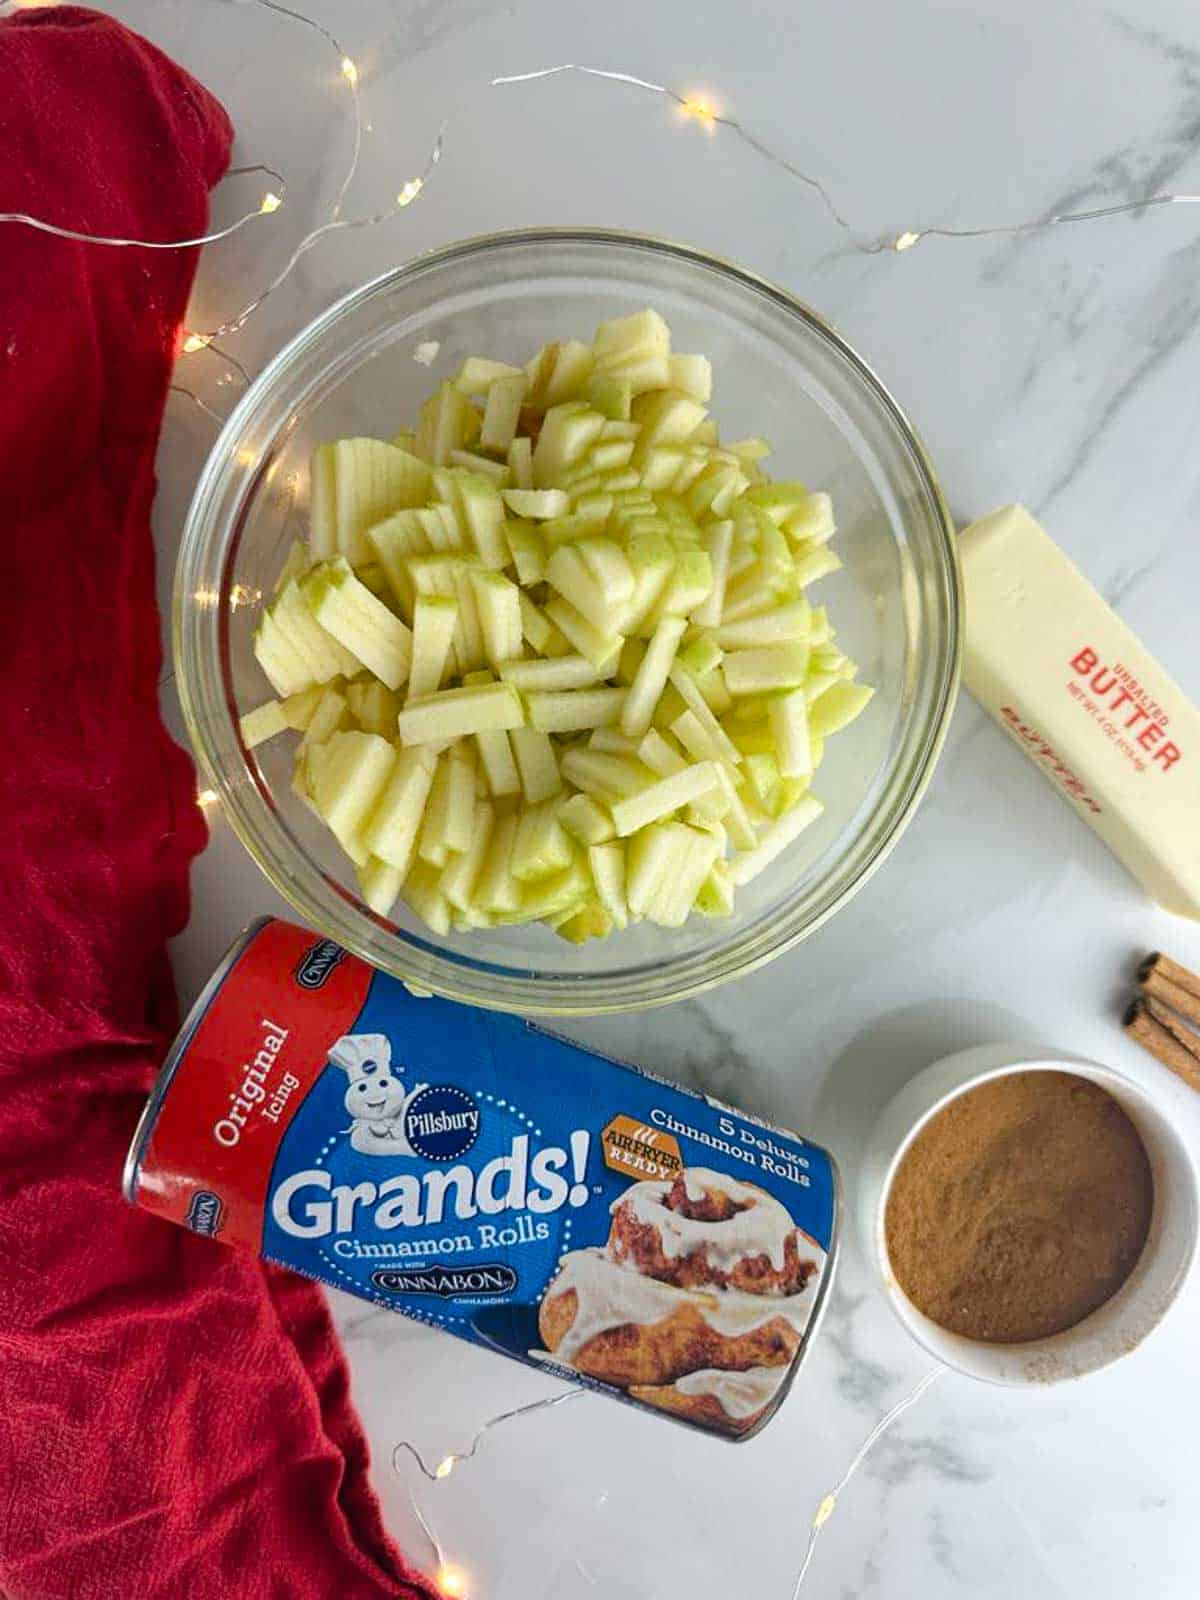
[125, 918, 839, 1439]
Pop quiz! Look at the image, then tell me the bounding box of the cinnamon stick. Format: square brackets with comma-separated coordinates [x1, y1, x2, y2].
[1139, 964, 1200, 1030]
[1124, 996, 1200, 1093]
[1138, 952, 1200, 1003]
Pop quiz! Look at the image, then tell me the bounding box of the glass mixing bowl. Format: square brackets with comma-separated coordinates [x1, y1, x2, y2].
[177, 229, 959, 1014]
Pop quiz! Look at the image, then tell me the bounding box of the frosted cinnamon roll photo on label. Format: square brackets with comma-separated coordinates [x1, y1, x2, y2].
[125, 918, 840, 1441]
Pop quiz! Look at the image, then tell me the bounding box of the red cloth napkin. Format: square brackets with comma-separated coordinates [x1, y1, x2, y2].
[0, 11, 433, 1598]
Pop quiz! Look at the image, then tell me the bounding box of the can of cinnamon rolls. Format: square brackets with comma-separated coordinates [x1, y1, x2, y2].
[125, 918, 840, 1439]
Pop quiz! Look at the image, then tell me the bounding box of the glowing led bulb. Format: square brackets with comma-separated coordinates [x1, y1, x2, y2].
[196, 788, 219, 811]
[681, 94, 718, 128]
[436, 1565, 467, 1598]
[181, 332, 213, 354]
[397, 178, 424, 207]
[259, 191, 282, 215]
[893, 230, 921, 252]
[341, 56, 359, 86]
[434, 1456, 456, 1480]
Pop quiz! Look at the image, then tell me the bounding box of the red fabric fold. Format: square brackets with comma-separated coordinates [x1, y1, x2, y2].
[0, 10, 431, 1597]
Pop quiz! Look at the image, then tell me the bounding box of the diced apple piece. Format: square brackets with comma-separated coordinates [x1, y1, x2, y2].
[588, 729, 643, 756]
[713, 599, 811, 648]
[309, 443, 338, 558]
[326, 438, 432, 564]
[302, 559, 413, 691]
[637, 728, 688, 778]
[500, 655, 603, 692]
[626, 822, 688, 917]
[310, 731, 396, 866]
[510, 726, 563, 803]
[653, 549, 712, 621]
[474, 812, 522, 913]
[560, 793, 615, 845]
[588, 438, 635, 472]
[610, 761, 720, 837]
[273, 579, 361, 681]
[451, 564, 487, 672]
[402, 860, 452, 935]
[668, 354, 712, 403]
[586, 373, 633, 421]
[297, 685, 348, 762]
[588, 842, 629, 928]
[457, 476, 510, 569]
[695, 859, 735, 918]
[554, 903, 614, 943]
[560, 748, 656, 803]
[407, 596, 459, 702]
[440, 797, 495, 911]
[633, 389, 708, 451]
[357, 856, 406, 918]
[254, 611, 315, 697]
[543, 340, 594, 405]
[507, 436, 533, 490]
[479, 373, 528, 454]
[416, 503, 463, 553]
[504, 520, 546, 586]
[502, 488, 571, 520]
[783, 490, 836, 547]
[729, 795, 824, 886]
[469, 570, 523, 667]
[793, 547, 843, 588]
[533, 404, 606, 487]
[510, 802, 573, 883]
[274, 539, 312, 593]
[362, 746, 436, 873]
[723, 641, 809, 696]
[415, 382, 478, 467]
[621, 614, 686, 737]
[668, 665, 742, 765]
[420, 747, 476, 862]
[769, 688, 813, 779]
[543, 596, 623, 670]
[808, 681, 875, 738]
[397, 682, 523, 745]
[281, 684, 326, 731]
[690, 520, 734, 629]
[528, 687, 627, 734]
[646, 826, 721, 928]
[454, 356, 524, 395]
[239, 699, 288, 748]
[346, 679, 400, 737]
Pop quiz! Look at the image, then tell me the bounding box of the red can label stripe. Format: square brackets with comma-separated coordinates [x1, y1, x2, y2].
[135, 921, 370, 1250]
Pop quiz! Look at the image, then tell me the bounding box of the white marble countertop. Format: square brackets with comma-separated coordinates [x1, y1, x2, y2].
[101, 0, 1200, 1591]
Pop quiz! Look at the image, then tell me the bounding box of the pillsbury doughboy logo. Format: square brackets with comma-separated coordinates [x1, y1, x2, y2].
[403, 1084, 481, 1162]
[330, 1032, 425, 1156]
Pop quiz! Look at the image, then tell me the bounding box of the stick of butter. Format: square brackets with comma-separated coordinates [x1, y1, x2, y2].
[960, 504, 1199, 920]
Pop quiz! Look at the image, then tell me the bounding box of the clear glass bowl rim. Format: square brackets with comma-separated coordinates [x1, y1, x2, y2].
[175, 226, 961, 1015]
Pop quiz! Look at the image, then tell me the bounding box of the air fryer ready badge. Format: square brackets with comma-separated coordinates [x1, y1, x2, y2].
[126, 920, 838, 1440]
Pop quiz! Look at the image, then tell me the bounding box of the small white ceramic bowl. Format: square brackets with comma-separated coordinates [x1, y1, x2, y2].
[857, 1044, 1198, 1384]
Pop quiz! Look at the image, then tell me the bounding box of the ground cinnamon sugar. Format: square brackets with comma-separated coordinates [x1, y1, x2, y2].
[885, 1071, 1153, 1343]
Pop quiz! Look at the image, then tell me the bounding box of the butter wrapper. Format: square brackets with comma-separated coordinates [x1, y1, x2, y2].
[960, 505, 1199, 919]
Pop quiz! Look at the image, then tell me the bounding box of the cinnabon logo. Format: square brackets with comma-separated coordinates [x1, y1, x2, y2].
[294, 939, 347, 989]
[1069, 648, 1181, 772]
[371, 1263, 517, 1298]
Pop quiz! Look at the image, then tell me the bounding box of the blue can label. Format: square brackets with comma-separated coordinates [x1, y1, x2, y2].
[130, 920, 839, 1439]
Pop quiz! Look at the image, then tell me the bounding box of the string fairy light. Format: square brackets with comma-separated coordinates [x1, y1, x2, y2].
[391, 1386, 584, 1482]
[490, 62, 1200, 253]
[4, 0, 1199, 364]
[788, 1367, 943, 1595]
[391, 1366, 944, 1596]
